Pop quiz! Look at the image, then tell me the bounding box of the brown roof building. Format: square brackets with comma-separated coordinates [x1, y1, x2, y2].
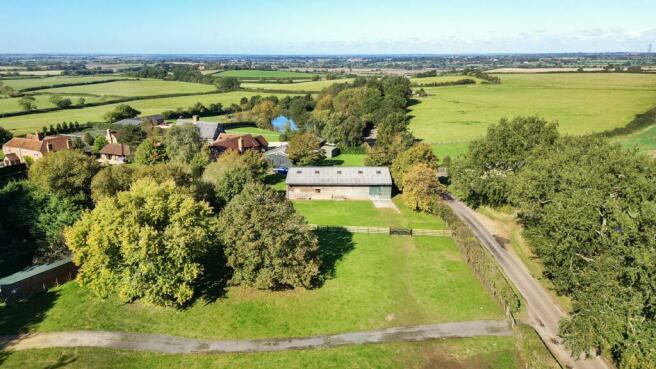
[98, 143, 132, 165]
[2, 133, 72, 165]
[210, 133, 268, 156]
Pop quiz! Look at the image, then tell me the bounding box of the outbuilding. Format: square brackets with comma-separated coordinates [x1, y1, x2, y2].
[286, 166, 392, 200]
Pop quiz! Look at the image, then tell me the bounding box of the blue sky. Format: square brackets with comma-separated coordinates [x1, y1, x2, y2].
[1, 0, 654, 54]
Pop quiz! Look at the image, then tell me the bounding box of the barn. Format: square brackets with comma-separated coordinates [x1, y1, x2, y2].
[286, 167, 392, 200]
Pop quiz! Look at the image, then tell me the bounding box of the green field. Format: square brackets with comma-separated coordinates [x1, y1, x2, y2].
[614, 125, 656, 155]
[293, 197, 446, 230]
[223, 126, 282, 142]
[0, 95, 103, 114]
[409, 73, 656, 157]
[0, 91, 299, 135]
[410, 75, 482, 85]
[216, 69, 320, 79]
[324, 153, 366, 166]
[0, 76, 129, 91]
[242, 78, 354, 92]
[37, 79, 216, 97]
[0, 337, 517, 369]
[0, 233, 498, 339]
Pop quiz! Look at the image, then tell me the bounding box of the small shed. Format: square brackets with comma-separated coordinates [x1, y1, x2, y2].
[0, 258, 76, 304]
[286, 166, 392, 200]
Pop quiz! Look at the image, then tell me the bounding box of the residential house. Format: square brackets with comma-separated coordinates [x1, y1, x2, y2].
[2, 133, 72, 165]
[211, 133, 268, 157]
[176, 115, 224, 142]
[98, 143, 132, 165]
[286, 166, 392, 200]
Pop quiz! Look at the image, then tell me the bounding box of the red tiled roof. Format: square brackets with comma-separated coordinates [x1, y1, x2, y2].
[99, 143, 132, 156]
[3, 135, 71, 154]
[211, 134, 268, 152]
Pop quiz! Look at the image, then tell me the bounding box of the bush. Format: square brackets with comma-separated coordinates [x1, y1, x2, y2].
[29, 150, 100, 204]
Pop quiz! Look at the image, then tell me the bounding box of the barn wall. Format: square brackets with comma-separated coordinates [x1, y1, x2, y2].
[287, 185, 371, 200]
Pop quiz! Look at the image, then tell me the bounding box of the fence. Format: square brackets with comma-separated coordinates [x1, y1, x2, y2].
[309, 224, 452, 237]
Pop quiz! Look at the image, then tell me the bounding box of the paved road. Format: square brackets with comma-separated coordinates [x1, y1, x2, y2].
[1, 320, 510, 354]
[445, 197, 612, 369]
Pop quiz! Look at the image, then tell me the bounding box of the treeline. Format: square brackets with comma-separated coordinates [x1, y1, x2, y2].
[412, 78, 476, 87]
[19, 78, 130, 93]
[414, 70, 438, 78]
[463, 68, 501, 84]
[451, 117, 656, 369]
[125, 64, 241, 91]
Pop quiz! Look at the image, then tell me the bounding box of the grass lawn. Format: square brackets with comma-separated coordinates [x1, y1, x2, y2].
[293, 197, 446, 230]
[0, 91, 300, 135]
[613, 124, 656, 155]
[0, 337, 517, 369]
[0, 233, 500, 339]
[224, 126, 281, 142]
[409, 73, 656, 156]
[1, 76, 129, 91]
[321, 153, 366, 166]
[216, 69, 320, 79]
[0, 95, 102, 114]
[242, 78, 354, 92]
[37, 79, 216, 97]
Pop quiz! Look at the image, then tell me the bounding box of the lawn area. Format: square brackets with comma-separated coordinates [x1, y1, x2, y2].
[409, 73, 656, 156]
[613, 124, 656, 155]
[0, 91, 300, 135]
[0, 95, 102, 114]
[242, 78, 354, 92]
[322, 153, 366, 166]
[0, 337, 517, 369]
[0, 233, 500, 339]
[1, 76, 129, 91]
[37, 79, 216, 97]
[224, 126, 281, 142]
[216, 69, 320, 79]
[293, 197, 446, 230]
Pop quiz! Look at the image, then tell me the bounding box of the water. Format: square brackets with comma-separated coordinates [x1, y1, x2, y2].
[271, 115, 298, 132]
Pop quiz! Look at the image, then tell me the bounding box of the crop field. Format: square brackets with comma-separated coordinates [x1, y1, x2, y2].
[37, 79, 216, 97]
[0, 91, 300, 135]
[0, 95, 102, 114]
[0, 233, 500, 339]
[242, 78, 354, 92]
[0, 337, 517, 369]
[0, 76, 130, 91]
[409, 73, 656, 157]
[216, 69, 321, 79]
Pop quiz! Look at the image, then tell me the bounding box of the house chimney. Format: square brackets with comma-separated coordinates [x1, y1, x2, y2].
[66, 138, 72, 149]
[238, 137, 243, 152]
[192, 115, 199, 123]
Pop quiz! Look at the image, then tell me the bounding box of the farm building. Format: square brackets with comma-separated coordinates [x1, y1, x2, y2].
[2, 133, 72, 165]
[0, 258, 76, 304]
[286, 166, 392, 200]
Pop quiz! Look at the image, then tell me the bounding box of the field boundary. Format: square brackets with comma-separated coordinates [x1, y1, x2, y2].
[308, 224, 452, 237]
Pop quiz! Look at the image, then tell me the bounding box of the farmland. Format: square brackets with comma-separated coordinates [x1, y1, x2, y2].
[242, 78, 353, 92]
[409, 73, 656, 157]
[215, 69, 321, 79]
[0, 95, 102, 114]
[410, 75, 482, 85]
[0, 76, 130, 91]
[37, 79, 217, 97]
[0, 91, 300, 135]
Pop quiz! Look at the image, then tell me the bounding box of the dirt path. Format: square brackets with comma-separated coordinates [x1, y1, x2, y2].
[445, 197, 612, 369]
[0, 320, 510, 354]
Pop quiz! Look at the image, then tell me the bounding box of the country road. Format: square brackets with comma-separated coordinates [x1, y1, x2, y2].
[445, 197, 612, 369]
[0, 320, 510, 354]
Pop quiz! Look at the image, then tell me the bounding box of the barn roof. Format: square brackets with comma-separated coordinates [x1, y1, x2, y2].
[286, 167, 392, 186]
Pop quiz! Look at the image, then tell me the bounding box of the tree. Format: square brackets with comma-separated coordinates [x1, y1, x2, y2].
[92, 135, 108, 154]
[0, 126, 13, 145]
[29, 150, 100, 203]
[322, 113, 366, 146]
[164, 125, 205, 165]
[402, 163, 443, 212]
[202, 150, 268, 205]
[134, 137, 167, 165]
[82, 132, 95, 145]
[48, 95, 71, 108]
[103, 104, 140, 123]
[287, 133, 324, 166]
[391, 143, 438, 190]
[77, 97, 86, 106]
[116, 125, 147, 148]
[451, 116, 559, 207]
[18, 96, 37, 111]
[251, 100, 280, 130]
[218, 182, 320, 289]
[216, 77, 240, 92]
[65, 179, 218, 307]
[90, 165, 135, 203]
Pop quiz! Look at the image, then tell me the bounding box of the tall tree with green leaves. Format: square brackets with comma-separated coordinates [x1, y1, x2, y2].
[287, 133, 325, 166]
[164, 124, 205, 165]
[29, 150, 100, 204]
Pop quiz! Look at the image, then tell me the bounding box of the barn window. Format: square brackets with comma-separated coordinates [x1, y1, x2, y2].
[314, 170, 319, 174]
[337, 170, 342, 174]
[315, 188, 321, 193]
[376, 170, 381, 174]
[358, 170, 363, 174]
[296, 170, 302, 174]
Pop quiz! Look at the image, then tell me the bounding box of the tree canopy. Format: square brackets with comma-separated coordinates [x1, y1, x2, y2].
[103, 104, 140, 123]
[287, 133, 325, 166]
[164, 124, 205, 165]
[29, 150, 100, 203]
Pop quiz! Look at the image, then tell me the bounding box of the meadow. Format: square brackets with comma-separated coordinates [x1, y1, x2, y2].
[410, 75, 482, 85]
[242, 78, 354, 92]
[409, 73, 656, 157]
[0, 91, 299, 135]
[0, 76, 129, 91]
[0, 95, 102, 114]
[216, 69, 321, 79]
[37, 79, 217, 97]
[613, 125, 656, 155]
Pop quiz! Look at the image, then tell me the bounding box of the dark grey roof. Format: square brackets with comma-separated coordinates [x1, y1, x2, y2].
[114, 118, 141, 126]
[286, 167, 392, 186]
[176, 120, 223, 141]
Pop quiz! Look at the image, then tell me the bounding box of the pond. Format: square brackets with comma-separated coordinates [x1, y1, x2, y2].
[272, 115, 298, 132]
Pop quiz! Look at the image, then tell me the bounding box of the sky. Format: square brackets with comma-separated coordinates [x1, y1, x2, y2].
[1, 0, 655, 54]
